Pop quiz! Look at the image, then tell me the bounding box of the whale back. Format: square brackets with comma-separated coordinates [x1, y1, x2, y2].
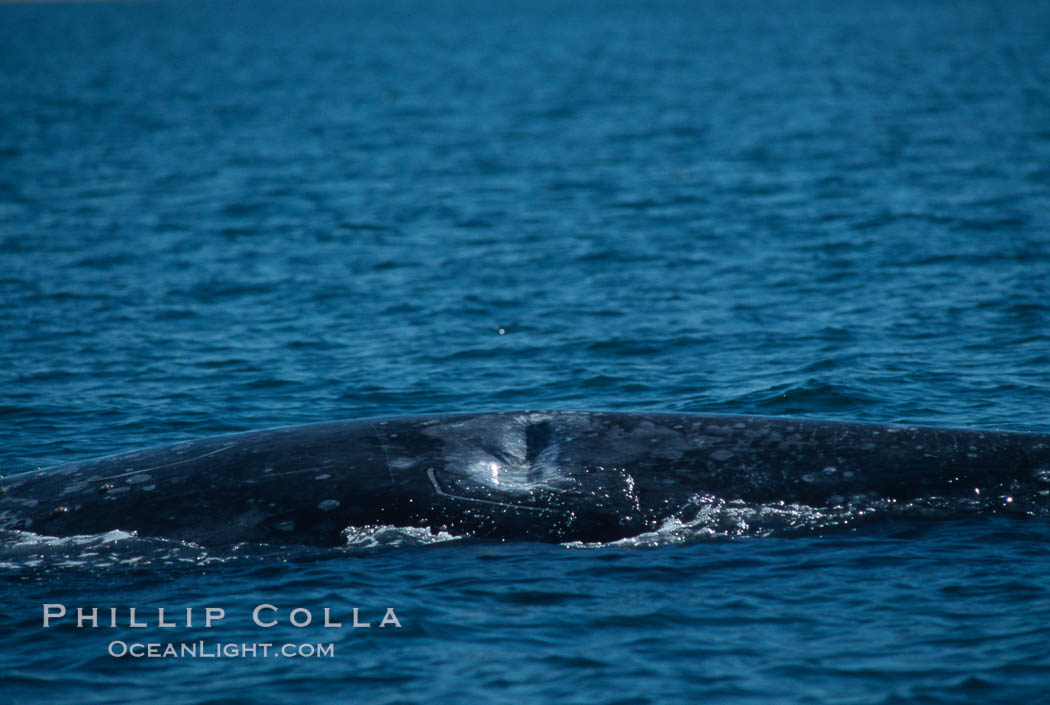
[2, 412, 1048, 545]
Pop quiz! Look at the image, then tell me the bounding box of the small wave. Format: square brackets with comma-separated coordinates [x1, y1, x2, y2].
[564, 497, 866, 548]
[340, 524, 465, 550]
[0, 529, 225, 577]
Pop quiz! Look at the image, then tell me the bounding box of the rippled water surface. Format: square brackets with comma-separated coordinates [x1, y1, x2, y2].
[2, 0, 1049, 703]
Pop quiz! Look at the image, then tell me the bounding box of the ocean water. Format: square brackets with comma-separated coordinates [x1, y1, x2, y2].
[2, 0, 1050, 702]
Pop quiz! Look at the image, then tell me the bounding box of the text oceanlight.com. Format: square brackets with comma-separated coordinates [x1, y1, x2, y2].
[108, 641, 335, 659]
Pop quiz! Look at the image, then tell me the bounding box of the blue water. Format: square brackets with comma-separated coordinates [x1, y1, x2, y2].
[2, 0, 1050, 702]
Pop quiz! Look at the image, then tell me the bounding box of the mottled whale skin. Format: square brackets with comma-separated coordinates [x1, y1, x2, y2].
[2, 412, 1048, 545]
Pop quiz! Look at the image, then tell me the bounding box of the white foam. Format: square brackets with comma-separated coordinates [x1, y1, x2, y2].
[340, 524, 463, 549]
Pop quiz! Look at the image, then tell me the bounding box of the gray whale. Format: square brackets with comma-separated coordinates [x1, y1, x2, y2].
[2, 411, 1048, 545]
